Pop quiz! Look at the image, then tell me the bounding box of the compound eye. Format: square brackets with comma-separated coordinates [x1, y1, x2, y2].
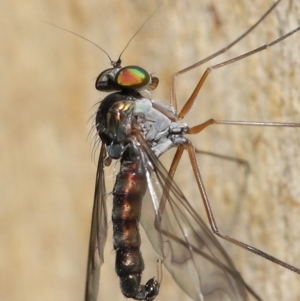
[115, 66, 150, 89]
[95, 68, 120, 91]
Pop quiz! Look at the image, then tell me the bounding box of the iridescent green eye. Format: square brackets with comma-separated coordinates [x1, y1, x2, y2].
[116, 66, 150, 89]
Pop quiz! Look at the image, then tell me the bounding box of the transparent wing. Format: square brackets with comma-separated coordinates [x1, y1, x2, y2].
[134, 133, 248, 301]
[85, 144, 108, 301]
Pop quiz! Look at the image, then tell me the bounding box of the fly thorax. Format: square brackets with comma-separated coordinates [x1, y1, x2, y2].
[133, 98, 172, 143]
[97, 96, 135, 159]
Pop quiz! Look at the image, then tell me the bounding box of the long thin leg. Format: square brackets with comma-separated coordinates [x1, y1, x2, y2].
[184, 138, 300, 274]
[194, 149, 251, 206]
[170, 0, 285, 113]
[161, 135, 300, 274]
[160, 144, 262, 301]
[187, 119, 300, 135]
[157, 142, 247, 219]
[186, 119, 300, 272]
[157, 145, 185, 222]
[195, 149, 250, 172]
[176, 26, 300, 119]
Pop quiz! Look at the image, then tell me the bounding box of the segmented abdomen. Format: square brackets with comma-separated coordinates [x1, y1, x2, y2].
[112, 150, 147, 298]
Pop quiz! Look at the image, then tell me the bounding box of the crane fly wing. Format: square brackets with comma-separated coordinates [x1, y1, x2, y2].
[134, 133, 248, 301]
[85, 144, 108, 301]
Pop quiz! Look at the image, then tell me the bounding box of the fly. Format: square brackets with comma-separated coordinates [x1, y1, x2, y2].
[79, 1, 300, 300]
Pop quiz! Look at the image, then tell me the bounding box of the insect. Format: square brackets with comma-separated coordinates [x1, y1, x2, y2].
[80, 0, 300, 300]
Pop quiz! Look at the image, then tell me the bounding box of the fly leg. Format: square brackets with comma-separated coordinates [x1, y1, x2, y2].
[164, 15, 300, 276]
[169, 6, 300, 119]
[164, 128, 300, 276]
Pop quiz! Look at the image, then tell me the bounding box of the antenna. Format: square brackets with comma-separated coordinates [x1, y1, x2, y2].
[118, 6, 161, 61]
[44, 22, 113, 63]
[44, 5, 161, 66]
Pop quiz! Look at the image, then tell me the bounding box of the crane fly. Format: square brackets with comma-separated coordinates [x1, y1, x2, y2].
[79, 0, 300, 300]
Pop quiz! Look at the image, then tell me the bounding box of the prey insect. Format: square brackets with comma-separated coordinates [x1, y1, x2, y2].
[81, 1, 300, 300]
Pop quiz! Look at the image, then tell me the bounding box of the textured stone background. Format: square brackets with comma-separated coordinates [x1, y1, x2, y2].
[1, 0, 300, 300]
